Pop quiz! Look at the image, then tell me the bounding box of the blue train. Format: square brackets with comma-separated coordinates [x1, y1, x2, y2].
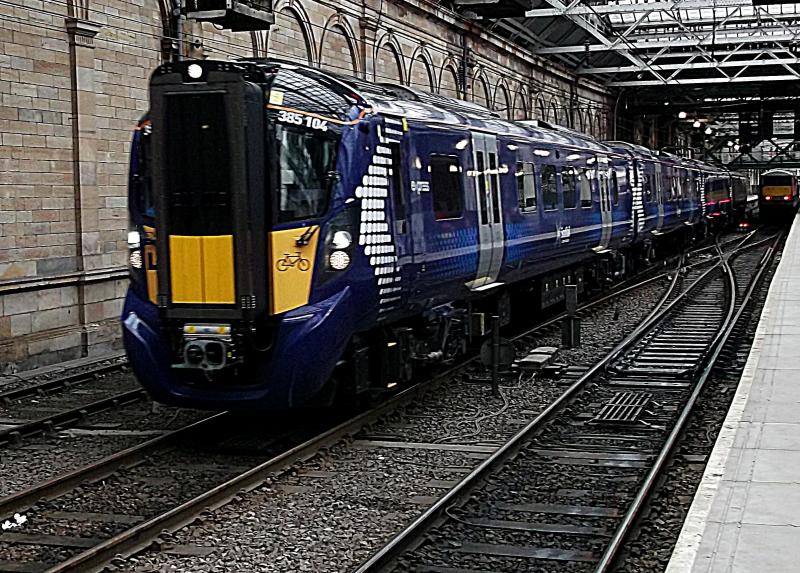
[123, 59, 737, 410]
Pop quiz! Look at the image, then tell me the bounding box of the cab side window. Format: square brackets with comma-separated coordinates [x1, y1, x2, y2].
[430, 155, 463, 220]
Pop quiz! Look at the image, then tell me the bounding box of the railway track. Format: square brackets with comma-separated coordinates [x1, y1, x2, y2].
[353, 230, 783, 573]
[0, 228, 770, 572]
[0, 356, 145, 448]
[0, 243, 692, 573]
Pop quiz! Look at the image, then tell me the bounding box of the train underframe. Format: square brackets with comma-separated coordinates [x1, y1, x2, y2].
[322, 223, 699, 407]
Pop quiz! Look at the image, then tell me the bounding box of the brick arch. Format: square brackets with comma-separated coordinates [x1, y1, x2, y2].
[438, 56, 461, 99]
[319, 13, 360, 75]
[267, 0, 315, 65]
[374, 33, 405, 84]
[157, 0, 175, 60]
[512, 85, 528, 120]
[533, 92, 547, 120]
[547, 95, 561, 124]
[584, 109, 594, 135]
[407, 46, 435, 92]
[595, 111, 605, 139]
[68, 0, 90, 19]
[472, 69, 491, 109]
[575, 108, 585, 132]
[586, 110, 597, 137]
[252, 31, 268, 58]
[493, 80, 512, 120]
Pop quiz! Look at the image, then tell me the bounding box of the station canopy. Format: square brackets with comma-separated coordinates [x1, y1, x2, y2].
[465, 0, 800, 100]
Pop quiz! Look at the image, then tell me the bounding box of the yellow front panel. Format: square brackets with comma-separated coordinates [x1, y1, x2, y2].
[763, 185, 791, 197]
[143, 226, 158, 305]
[169, 235, 204, 304]
[202, 235, 235, 304]
[269, 226, 319, 315]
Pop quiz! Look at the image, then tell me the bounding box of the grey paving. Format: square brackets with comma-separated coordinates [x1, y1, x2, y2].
[668, 215, 800, 573]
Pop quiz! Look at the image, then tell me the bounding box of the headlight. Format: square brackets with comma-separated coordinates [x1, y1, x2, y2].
[332, 230, 352, 250]
[320, 208, 357, 280]
[127, 230, 141, 248]
[329, 250, 350, 271]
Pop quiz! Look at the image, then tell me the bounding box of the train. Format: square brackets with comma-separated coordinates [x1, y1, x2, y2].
[122, 59, 750, 410]
[759, 169, 799, 216]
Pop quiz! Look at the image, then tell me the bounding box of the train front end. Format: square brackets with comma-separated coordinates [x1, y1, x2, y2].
[760, 170, 798, 215]
[122, 60, 369, 410]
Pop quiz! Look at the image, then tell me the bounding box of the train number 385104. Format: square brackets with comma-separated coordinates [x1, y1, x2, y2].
[276, 110, 328, 132]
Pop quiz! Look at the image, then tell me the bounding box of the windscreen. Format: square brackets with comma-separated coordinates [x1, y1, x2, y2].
[165, 92, 232, 235]
[275, 124, 338, 223]
[763, 175, 793, 187]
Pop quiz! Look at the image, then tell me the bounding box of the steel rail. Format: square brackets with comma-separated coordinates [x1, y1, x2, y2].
[0, 412, 228, 518]
[0, 388, 147, 447]
[0, 359, 127, 404]
[354, 252, 725, 573]
[593, 231, 784, 572]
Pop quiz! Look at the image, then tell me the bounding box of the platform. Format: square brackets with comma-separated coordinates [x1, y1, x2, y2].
[667, 215, 800, 573]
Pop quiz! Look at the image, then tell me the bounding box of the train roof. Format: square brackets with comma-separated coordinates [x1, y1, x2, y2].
[240, 59, 614, 154]
[160, 59, 724, 172]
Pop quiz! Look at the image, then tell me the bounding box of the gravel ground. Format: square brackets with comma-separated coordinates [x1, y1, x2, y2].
[0, 370, 142, 421]
[1, 377, 211, 497]
[108, 277, 673, 573]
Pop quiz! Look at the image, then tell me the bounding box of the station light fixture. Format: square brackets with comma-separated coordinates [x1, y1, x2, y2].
[693, 120, 701, 128]
[678, 111, 688, 119]
[705, 127, 713, 135]
[727, 140, 735, 147]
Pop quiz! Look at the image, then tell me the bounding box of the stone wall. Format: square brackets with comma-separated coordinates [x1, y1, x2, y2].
[0, 0, 612, 372]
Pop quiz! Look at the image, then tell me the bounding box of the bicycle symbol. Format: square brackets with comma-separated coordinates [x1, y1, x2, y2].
[276, 252, 311, 272]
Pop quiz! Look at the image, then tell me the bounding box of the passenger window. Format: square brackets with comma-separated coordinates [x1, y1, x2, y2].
[430, 155, 463, 220]
[633, 161, 639, 187]
[580, 169, 592, 207]
[541, 165, 558, 210]
[516, 161, 537, 212]
[562, 168, 577, 209]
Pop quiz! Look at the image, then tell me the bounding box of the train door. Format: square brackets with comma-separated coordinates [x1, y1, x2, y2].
[469, 132, 504, 289]
[387, 136, 413, 307]
[654, 162, 665, 232]
[597, 162, 612, 250]
[632, 158, 646, 238]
